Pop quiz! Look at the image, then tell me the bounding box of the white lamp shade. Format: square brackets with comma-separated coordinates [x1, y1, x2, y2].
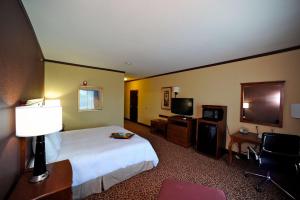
[44, 99, 61, 107]
[172, 86, 180, 93]
[16, 105, 62, 137]
[291, 104, 300, 118]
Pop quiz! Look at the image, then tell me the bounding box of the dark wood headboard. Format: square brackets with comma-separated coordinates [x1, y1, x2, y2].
[19, 137, 33, 173]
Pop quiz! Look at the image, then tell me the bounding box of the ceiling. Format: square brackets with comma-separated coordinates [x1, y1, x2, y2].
[22, 0, 300, 79]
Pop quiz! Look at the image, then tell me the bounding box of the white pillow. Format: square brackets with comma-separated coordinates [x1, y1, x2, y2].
[32, 136, 59, 163]
[46, 132, 62, 151]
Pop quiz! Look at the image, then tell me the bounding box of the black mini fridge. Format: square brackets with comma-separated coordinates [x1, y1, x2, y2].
[197, 122, 218, 156]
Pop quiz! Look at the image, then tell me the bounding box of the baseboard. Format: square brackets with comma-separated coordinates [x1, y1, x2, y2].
[124, 118, 150, 127]
[136, 122, 150, 127]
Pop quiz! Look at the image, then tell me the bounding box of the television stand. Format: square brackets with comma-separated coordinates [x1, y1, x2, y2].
[175, 115, 193, 120]
[167, 116, 197, 148]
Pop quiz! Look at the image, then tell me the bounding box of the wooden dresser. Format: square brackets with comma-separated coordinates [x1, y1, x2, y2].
[167, 116, 197, 148]
[9, 160, 72, 200]
[150, 119, 168, 138]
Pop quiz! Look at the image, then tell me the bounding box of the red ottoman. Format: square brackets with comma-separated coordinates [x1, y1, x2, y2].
[158, 179, 226, 200]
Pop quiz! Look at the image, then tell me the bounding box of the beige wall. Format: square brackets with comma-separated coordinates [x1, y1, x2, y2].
[45, 62, 124, 130]
[125, 49, 300, 148]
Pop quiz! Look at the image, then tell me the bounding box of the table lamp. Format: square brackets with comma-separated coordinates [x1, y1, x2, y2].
[15, 104, 62, 183]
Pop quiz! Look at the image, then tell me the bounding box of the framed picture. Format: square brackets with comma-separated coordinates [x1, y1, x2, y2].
[78, 86, 103, 111]
[161, 87, 172, 110]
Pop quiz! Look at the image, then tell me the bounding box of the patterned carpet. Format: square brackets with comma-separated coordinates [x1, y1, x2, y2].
[86, 120, 297, 200]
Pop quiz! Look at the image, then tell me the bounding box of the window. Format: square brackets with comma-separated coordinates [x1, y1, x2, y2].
[78, 87, 103, 111]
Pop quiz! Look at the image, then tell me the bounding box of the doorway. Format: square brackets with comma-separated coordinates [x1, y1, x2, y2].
[130, 90, 138, 122]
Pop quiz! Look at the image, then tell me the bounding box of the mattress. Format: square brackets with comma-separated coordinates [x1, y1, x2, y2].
[55, 125, 159, 187]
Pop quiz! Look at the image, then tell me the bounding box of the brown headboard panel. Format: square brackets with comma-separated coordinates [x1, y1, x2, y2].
[19, 137, 33, 173]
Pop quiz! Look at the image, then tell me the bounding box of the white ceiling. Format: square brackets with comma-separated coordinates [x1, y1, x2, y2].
[22, 0, 300, 79]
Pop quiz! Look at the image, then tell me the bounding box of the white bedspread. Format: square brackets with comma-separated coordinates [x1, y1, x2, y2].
[56, 126, 159, 187]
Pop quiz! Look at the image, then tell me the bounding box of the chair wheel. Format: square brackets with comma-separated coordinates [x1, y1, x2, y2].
[255, 186, 262, 192]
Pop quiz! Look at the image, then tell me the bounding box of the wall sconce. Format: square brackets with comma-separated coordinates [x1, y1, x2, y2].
[291, 104, 300, 118]
[82, 81, 88, 86]
[172, 86, 180, 98]
[243, 102, 250, 109]
[242, 102, 249, 119]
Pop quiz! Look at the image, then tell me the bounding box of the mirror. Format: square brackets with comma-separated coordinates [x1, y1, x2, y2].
[240, 81, 285, 127]
[78, 86, 103, 111]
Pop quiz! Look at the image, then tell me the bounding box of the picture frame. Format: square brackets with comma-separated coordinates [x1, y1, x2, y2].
[240, 81, 285, 127]
[78, 86, 103, 111]
[161, 87, 172, 110]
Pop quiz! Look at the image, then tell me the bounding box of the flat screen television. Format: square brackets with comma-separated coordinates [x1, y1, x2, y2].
[171, 98, 193, 116]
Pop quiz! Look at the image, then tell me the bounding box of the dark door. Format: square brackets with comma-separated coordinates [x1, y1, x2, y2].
[130, 90, 138, 122]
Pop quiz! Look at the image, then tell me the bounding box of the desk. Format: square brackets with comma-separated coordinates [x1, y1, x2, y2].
[228, 132, 261, 165]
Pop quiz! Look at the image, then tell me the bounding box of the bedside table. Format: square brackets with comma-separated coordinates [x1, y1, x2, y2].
[9, 160, 72, 200]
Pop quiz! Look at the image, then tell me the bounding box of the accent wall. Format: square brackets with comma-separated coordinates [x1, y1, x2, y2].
[0, 0, 44, 198]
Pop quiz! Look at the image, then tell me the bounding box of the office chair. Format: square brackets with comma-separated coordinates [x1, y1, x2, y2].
[245, 132, 300, 200]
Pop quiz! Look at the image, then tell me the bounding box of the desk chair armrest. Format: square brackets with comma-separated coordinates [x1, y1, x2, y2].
[296, 162, 300, 176]
[262, 147, 300, 158]
[247, 146, 259, 160]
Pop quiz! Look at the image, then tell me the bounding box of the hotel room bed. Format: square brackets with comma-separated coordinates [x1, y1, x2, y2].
[31, 125, 159, 199]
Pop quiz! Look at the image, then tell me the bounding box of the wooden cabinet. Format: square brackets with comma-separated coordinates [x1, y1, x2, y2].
[150, 119, 168, 138]
[196, 105, 227, 159]
[9, 160, 72, 200]
[167, 116, 197, 148]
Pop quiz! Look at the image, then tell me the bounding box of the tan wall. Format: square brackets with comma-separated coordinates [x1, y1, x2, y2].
[125, 49, 300, 148]
[45, 62, 124, 130]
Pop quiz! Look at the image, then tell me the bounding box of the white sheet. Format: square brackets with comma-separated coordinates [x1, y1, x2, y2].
[56, 126, 159, 187]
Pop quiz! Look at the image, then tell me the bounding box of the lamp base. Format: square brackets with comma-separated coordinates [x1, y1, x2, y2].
[30, 170, 49, 183]
[31, 135, 48, 183]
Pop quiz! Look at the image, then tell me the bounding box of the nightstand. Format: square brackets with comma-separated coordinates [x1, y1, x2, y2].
[9, 160, 72, 200]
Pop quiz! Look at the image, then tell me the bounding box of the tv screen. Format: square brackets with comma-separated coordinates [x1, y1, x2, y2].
[171, 98, 193, 116]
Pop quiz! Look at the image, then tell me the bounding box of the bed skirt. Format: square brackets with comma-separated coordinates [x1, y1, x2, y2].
[72, 161, 154, 199]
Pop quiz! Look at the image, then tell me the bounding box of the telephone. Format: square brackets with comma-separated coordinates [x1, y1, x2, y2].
[239, 127, 249, 134]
